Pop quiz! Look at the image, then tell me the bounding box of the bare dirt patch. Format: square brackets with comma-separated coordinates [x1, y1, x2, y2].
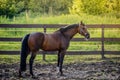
[0, 61, 120, 80]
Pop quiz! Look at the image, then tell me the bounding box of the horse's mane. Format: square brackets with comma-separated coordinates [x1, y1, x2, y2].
[59, 24, 78, 33]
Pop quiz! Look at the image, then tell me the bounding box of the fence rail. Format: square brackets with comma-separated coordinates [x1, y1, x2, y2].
[0, 38, 120, 42]
[0, 24, 120, 59]
[0, 51, 120, 55]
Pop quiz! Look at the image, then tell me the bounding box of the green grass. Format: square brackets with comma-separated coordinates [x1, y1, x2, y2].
[0, 41, 120, 51]
[0, 14, 120, 24]
[0, 55, 120, 64]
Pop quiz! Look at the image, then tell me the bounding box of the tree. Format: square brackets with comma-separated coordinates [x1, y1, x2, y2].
[69, 0, 83, 15]
[28, 0, 72, 15]
[69, 0, 120, 17]
[0, 0, 25, 18]
[0, 0, 73, 17]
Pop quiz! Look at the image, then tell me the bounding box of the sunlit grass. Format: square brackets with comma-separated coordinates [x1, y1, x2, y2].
[0, 14, 120, 24]
[0, 55, 120, 64]
[0, 41, 120, 51]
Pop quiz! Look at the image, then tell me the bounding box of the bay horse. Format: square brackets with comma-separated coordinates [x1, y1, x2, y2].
[19, 21, 90, 77]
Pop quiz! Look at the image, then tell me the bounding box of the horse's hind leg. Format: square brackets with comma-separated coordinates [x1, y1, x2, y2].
[58, 50, 66, 76]
[29, 52, 36, 77]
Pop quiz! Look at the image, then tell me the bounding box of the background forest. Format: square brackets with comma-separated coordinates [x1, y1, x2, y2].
[0, 0, 120, 19]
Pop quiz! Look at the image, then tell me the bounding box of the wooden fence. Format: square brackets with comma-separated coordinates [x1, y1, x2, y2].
[0, 24, 120, 59]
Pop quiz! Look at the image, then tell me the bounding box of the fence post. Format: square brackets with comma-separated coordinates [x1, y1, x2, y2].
[43, 26, 46, 61]
[101, 25, 106, 59]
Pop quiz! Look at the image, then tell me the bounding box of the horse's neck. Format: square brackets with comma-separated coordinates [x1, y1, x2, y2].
[64, 28, 78, 40]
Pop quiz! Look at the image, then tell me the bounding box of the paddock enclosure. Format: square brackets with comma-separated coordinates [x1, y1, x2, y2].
[0, 24, 120, 59]
[0, 24, 120, 79]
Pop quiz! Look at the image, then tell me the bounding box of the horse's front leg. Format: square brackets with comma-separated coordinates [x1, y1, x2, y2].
[57, 51, 60, 73]
[29, 53, 36, 77]
[59, 50, 66, 76]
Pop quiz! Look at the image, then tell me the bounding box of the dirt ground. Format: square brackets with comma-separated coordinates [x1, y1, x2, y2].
[0, 61, 120, 80]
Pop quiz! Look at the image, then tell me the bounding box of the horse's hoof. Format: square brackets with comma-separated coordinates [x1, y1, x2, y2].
[18, 74, 23, 78]
[18, 75, 26, 78]
[18, 73, 25, 78]
[60, 73, 64, 76]
[19, 75, 22, 78]
[31, 75, 38, 79]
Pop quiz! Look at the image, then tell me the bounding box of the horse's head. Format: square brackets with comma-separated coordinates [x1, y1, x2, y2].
[78, 21, 90, 40]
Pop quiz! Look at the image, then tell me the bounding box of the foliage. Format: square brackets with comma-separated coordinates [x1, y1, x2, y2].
[29, 0, 72, 15]
[0, 0, 120, 18]
[0, 0, 72, 18]
[69, 0, 120, 18]
[69, 0, 83, 15]
[0, 0, 25, 18]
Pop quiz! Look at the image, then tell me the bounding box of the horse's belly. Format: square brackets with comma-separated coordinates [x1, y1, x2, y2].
[42, 34, 61, 51]
[42, 40, 60, 51]
[42, 44, 59, 51]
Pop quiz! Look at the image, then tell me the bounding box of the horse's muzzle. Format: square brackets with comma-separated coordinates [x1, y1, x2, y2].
[85, 33, 90, 40]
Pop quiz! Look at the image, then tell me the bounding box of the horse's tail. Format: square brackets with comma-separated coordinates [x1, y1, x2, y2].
[20, 34, 30, 72]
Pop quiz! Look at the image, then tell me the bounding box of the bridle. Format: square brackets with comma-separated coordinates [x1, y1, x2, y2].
[79, 23, 87, 35]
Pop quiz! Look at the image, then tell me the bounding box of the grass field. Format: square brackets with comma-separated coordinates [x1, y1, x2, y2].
[0, 14, 120, 24]
[0, 55, 120, 64]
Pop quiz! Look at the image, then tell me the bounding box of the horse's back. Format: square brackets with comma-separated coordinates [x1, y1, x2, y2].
[28, 32, 44, 52]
